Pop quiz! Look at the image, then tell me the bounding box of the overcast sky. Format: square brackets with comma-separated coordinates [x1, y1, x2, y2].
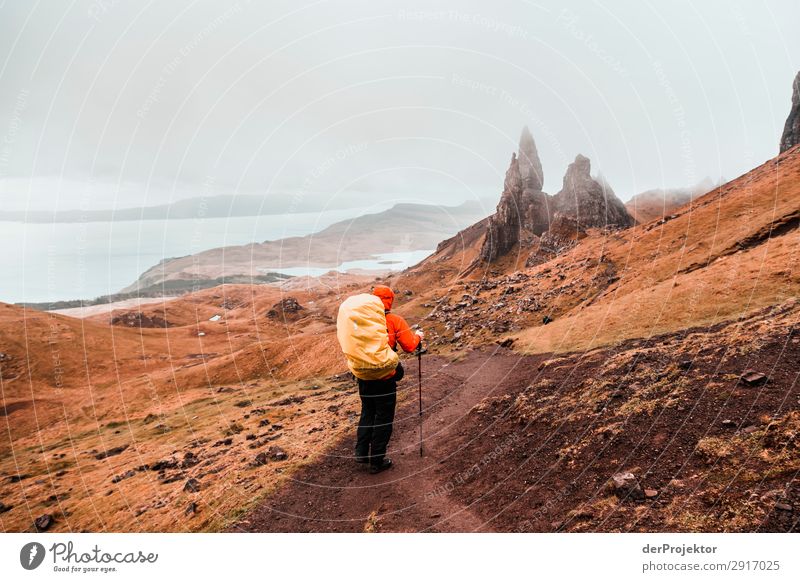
[0, 0, 798, 212]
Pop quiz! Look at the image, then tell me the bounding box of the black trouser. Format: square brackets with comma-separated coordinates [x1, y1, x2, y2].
[355, 363, 403, 466]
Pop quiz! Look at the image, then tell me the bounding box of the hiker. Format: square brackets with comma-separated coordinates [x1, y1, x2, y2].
[335, 285, 423, 474]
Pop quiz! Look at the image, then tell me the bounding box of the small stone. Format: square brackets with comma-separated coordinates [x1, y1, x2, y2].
[95, 445, 129, 460]
[111, 469, 137, 484]
[253, 452, 269, 466]
[268, 446, 289, 461]
[183, 478, 201, 493]
[181, 452, 200, 469]
[610, 472, 645, 500]
[0, 501, 12, 514]
[722, 419, 735, 427]
[775, 502, 792, 512]
[148, 458, 179, 471]
[740, 370, 768, 386]
[742, 425, 758, 434]
[185, 502, 198, 516]
[542, 315, 553, 325]
[34, 514, 54, 532]
[644, 489, 659, 499]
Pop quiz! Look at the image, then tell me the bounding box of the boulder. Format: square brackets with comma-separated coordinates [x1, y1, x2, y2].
[183, 478, 201, 493]
[610, 471, 645, 500]
[34, 514, 54, 532]
[267, 297, 304, 319]
[268, 446, 289, 461]
[740, 370, 768, 386]
[95, 445, 129, 460]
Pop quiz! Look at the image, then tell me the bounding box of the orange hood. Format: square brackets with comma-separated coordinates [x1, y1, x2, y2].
[372, 285, 394, 311]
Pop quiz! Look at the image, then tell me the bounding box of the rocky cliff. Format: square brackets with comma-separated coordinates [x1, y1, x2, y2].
[780, 71, 800, 153]
[552, 154, 634, 229]
[479, 127, 552, 262]
[471, 128, 634, 268]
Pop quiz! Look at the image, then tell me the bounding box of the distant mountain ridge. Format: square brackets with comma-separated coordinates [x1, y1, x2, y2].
[625, 178, 720, 224]
[0, 194, 376, 223]
[122, 199, 493, 293]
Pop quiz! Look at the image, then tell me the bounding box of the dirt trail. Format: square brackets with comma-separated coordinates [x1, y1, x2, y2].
[234, 347, 544, 532]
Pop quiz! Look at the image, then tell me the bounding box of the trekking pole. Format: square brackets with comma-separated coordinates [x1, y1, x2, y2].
[417, 342, 424, 457]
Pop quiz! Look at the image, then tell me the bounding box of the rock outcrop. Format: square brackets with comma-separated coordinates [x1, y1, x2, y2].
[479, 127, 551, 262]
[780, 71, 800, 153]
[475, 128, 633, 267]
[552, 155, 634, 229]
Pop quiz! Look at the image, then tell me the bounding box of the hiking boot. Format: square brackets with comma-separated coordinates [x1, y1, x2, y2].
[369, 458, 392, 474]
[355, 454, 369, 464]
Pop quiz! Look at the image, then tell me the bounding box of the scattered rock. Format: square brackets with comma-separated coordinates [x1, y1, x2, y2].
[722, 419, 735, 427]
[148, 459, 179, 471]
[267, 297, 304, 319]
[183, 478, 201, 493]
[497, 337, 515, 348]
[742, 425, 759, 434]
[258, 419, 271, 428]
[234, 400, 253, 408]
[542, 315, 553, 325]
[185, 502, 198, 517]
[95, 445, 129, 460]
[740, 370, 768, 386]
[111, 311, 171, 328]
[8, 474, 30, 483]
[111, 469, 137, 484]
[0, 501, 11, 513]
[268, 446, 289, 461]
[34, 514, 54, 532]
[644, 489, 659, 499]
[775, 502, 793, 512]
[181, 451, 200, 469]
[274, 395, 305, 406]
[610, 472, 645, 500]
[253, 452, 269, 466]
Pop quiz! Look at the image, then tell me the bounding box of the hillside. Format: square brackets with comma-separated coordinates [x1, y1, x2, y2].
[1, 147, 797, 533]
[233, 144, 799, 533]
[123, 200, 492, 293]
[624, 178, 718, 224]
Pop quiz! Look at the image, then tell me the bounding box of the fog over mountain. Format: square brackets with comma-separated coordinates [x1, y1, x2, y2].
[0, 0, 797, 214]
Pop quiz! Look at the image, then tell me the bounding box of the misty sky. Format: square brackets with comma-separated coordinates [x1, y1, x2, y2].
[0, 0, 798, 212]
